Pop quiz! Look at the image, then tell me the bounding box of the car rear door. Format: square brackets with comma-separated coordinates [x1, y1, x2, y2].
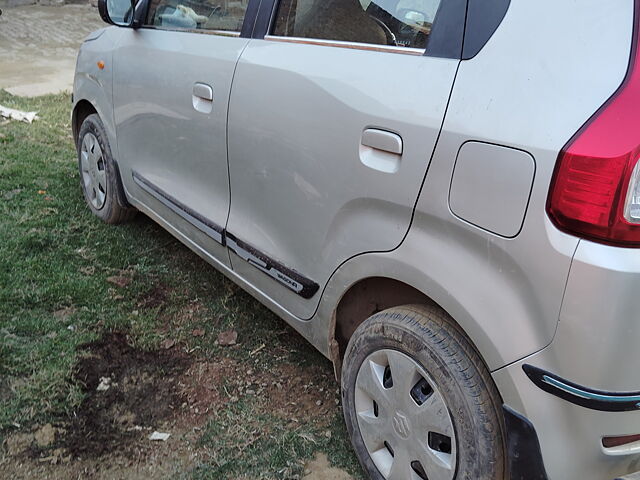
[225, 0, 465, 318]
[112, 0, 253, 266]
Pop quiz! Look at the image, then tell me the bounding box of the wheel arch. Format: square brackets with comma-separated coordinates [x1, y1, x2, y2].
[331, 277, 436, 362]
[318, 252, 509, 382]
[72, 99, 98, 145]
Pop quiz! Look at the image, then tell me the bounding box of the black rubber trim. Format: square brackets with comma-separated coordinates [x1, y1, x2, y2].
[226, 232, 319, 299]
[132, 171, 225, 245]
[241, 0, 263, 38]
[251, 0, 277, 39]
[462, 0, 511, 60]
[524, 364, 640, 412]
[424, 0, 466, 59]
[503, 405, 548, 480]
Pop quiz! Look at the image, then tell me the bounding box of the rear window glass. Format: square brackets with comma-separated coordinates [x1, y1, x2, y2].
[272, 0, 442, 50]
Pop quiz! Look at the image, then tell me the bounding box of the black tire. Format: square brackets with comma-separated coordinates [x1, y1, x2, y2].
[342, 304, 506, 480]
[77, 114, 135, 224]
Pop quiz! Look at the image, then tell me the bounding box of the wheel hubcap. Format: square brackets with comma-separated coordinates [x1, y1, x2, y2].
[355, 349, 457, 480]
[80, 132, 107, 210]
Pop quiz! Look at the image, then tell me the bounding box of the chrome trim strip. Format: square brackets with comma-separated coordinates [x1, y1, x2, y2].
[140, 26, 241, 37]
[132, 171, 224, 245]
[263, 35, 425, 55]
[542, 375, 640, 404]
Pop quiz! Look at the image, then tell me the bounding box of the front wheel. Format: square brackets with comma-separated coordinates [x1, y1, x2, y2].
[342, 305, 506, 480]
[77, 114, 135, 224]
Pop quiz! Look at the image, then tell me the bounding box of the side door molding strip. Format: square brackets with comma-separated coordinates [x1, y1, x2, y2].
[132, 171, 225, 245]
[226, 233, 320, 299]
[131, 172, 319, 298]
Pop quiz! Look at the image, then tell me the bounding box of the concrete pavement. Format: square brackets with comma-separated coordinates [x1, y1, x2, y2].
[0, 5, 103, 96]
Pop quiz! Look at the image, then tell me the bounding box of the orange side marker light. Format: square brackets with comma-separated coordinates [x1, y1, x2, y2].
[97, 61, 105, 70]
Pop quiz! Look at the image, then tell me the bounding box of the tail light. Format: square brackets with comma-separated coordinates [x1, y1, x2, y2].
[547, 2, 640, 247]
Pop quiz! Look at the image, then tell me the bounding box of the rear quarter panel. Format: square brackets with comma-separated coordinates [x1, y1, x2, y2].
[314, 0, 634, 371]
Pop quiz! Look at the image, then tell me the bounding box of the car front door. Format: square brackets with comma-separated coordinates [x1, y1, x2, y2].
[226, 0, 465, 318]
[112, 0, 251, 266]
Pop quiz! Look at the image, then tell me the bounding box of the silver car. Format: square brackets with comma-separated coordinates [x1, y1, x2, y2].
[72, 0, 640, 478]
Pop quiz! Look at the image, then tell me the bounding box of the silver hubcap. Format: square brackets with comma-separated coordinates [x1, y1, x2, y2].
[80, 132, 107, 210]
[355, 349, 457, 480]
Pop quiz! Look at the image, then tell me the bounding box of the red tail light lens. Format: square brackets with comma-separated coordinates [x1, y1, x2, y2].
[547, 4, 640, 247]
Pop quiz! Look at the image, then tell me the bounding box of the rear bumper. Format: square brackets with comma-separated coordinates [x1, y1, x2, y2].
[495, 239, 640, 480]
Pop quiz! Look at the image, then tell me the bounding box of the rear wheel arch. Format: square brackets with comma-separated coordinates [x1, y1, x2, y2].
[329, 276, 500, 387]
[330, 277, 438, 375]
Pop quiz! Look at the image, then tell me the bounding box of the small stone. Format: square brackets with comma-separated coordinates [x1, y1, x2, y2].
[53, 306, 76, 320]
[79, 266, 95, 276]
[149, 431, 170, 441]
[191, 328, 205, 337]
[3, 188, 22, 200]
[106, 275, 131, 288]
[34, 424, 56, 448]
[96, 377, 112, 392]
[217, 330, 238, 346]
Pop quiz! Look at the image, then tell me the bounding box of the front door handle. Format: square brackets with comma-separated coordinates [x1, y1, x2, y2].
[360, 128, 403, 173]
[192, 82, 214, 114]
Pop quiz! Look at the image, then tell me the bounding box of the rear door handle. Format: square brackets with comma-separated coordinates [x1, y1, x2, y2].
[193, 82, 214, 114]
[361, 128, 403, 155]
[359, 128, 403, 173]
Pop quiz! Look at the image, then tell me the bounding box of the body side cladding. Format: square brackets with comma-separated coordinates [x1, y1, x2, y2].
[503, 405, 549, 480]
[524, 364, 640, 412]
[226, 232, 320, 299]
[130, 172, 319, 299]
[132, 171, 225, 244]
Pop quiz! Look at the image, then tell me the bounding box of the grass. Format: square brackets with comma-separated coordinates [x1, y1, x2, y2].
[0, 91, 362, 478]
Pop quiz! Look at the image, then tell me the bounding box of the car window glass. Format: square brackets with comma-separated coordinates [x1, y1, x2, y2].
[272, 0, 442, 50]
[145, 0, 248, 32]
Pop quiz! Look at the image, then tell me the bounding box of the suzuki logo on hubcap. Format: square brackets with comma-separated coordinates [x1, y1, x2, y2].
[392, 411, 411, 439]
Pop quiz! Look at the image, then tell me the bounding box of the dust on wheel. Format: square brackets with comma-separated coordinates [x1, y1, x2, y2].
[342, 305, 506, 480]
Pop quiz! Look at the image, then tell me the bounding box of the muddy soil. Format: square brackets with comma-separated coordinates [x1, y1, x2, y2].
[65, 332, 190, 458]
[1, 332, 354, 479]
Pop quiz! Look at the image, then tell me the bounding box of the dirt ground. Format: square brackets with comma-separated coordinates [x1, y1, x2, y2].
[1, 331, 355, 478]
[0, 4, 103, 96]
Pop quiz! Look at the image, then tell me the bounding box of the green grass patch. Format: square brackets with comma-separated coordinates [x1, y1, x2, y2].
[0, 90, 361, 478]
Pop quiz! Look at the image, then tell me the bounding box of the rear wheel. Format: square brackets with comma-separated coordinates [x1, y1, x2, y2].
[77, 114, 135, 224]
[341, 305, 505, 480]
